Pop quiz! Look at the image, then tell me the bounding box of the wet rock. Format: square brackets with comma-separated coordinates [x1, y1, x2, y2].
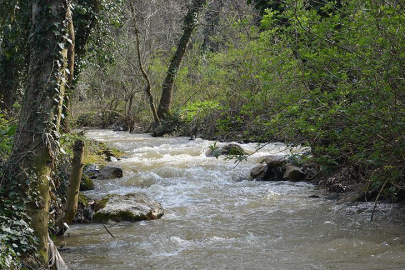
[250, 163, 267, 179]
[260, 166, 285, 181]
[98, 166, 123, 180]
[261, 154, 288, 167]
[80, 174, 95, 191]
[93, 193, 164, 223]
[251, 164, 284, 181]
[83, 164, 99, 179]
[283, 164, 306, 181]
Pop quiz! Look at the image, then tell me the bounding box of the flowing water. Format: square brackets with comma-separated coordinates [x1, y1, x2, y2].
[60, 130, 405, 269]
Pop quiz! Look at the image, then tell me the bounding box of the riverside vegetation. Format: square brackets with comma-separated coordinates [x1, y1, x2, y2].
[1, 0, 405, 268]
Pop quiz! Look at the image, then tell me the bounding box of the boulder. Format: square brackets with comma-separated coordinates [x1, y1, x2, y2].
[80, 174, 95, 191]
[261, 154, 288, 167]
[98, 166, 123, 180]
[283, 164, 306, 181]
[93, 193, 164, 222]
[250, 163, 285, 181]
[250, 163, 267, 179]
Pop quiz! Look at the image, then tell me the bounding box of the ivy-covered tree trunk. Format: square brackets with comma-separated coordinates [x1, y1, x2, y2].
[157, 0, 206, 119]
[62, 0, 101, 131]
[6, 0, 69, 266]
[61, 4, 75, 132]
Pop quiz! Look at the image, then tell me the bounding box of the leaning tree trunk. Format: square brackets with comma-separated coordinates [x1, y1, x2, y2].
[63, 140, 84, 226]
[157, 0, 207, 119]
[6, 0, 69, 266]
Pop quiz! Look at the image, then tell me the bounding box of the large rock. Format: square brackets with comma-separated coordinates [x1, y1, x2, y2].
[250, 163, 284, 181]
[98, 166, 123, 180]
[261, 154, 288, 167]
[250, 163, 267, 179]
[93, 193, 164, 222]
[283, 164, 306, 181]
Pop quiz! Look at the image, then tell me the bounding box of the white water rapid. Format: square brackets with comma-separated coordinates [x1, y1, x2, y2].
[60, 130, 405, 269]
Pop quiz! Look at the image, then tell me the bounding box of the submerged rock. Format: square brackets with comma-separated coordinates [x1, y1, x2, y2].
[98, 166, 123, 180]
[93, 193, 164, 222]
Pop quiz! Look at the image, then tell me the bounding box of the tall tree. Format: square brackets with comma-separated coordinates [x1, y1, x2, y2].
[62, 0, 101, 130]
[157, 0, 207, 119]
[4, 0, 69, 265]
[129, 1, 160, 125]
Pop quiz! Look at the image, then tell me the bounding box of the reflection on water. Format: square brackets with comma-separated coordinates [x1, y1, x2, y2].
[60, 130, 405, 269]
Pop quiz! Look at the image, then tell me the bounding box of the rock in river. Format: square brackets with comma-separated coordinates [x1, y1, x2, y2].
[260, 154, 288, 167]
[97, 166, 123, 180]
[93, 193, 164, 223]
[283, 164, 306, 181]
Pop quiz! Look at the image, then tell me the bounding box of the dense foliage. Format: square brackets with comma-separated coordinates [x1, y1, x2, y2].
[71, 0, 405, 201]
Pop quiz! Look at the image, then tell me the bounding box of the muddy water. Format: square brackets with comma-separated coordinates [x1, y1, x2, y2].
[60, 130, 405, 269]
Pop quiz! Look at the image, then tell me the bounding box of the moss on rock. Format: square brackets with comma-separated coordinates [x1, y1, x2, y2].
[93, 193, 164, 223]
[80, 174, 94, 191]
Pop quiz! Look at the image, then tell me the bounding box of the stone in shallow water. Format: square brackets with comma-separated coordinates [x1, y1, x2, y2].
[93, 193, 164, 222]
[260, 154, 288, 167]
[283, 164, 306, 181]
[97, 166, 123, 179]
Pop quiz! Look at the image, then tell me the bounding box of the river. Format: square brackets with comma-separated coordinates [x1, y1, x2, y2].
[60, 130, 405, 269]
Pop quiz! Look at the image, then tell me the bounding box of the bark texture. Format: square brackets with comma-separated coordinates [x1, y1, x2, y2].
[7, 0, 69, 265]
[130, 2, 160, 125]
[157, 0, 207, 119]
[63, 140, 85, 224]
[62, 4, 76, 131]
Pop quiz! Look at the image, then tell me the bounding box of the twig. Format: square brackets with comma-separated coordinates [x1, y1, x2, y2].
[370, 178, 389, 222]
[103, 224, 116, 239]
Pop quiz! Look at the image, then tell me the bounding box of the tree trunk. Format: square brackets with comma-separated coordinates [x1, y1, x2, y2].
[62, 0, 100, 131]
[6, 0, 69, 265]
[62, 5, 76, 132]
[157, 0, 207, 119]
[129, 2, 160, 125]
[63, 140, 84, 225]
